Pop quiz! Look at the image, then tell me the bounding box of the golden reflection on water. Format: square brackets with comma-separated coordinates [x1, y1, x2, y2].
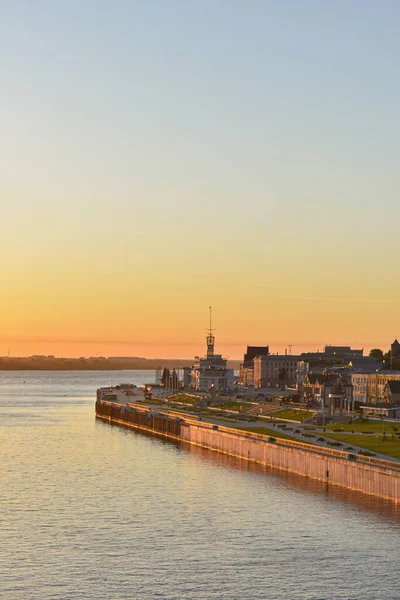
[113, 422, 400, 524]
[2, 371, 400, 600]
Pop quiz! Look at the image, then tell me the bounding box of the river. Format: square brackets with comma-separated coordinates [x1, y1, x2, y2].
[1, 370, 400, 599]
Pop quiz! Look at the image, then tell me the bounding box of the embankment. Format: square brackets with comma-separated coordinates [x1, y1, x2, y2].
[95, 400, 400, 502]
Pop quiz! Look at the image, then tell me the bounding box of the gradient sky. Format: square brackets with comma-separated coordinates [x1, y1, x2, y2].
[1, 1, 399, 359]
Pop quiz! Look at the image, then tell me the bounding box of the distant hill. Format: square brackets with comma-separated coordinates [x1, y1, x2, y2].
[0, 356, 241, 371]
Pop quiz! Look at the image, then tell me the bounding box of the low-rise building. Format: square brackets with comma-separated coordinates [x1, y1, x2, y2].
[303, 372, 353, 412]
[347, 357, 382, 372]
[300, 345, 364, 363]
[239, 345, 269, 387]
[254, 355, 300, 388]
[324, 345, 363, 359]
[383, 380, 400, 404]
[361, 403, 400, 419]
[352, 371, 400, 405]
[188, 354, 234, 392]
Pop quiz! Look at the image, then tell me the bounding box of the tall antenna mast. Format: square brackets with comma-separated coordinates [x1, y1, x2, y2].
[206, 305, 215, 360]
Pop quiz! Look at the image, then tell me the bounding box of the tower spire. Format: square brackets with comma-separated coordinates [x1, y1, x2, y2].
[206, 305, 215, 359]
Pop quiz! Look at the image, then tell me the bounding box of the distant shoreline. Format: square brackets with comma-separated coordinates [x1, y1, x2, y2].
[0, 366, 162, 371]
[0, 357, 241, 371]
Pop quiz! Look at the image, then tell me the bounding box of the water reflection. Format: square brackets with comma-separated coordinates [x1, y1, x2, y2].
[106, 421, 400, 524]
[2, 371, 400, 600]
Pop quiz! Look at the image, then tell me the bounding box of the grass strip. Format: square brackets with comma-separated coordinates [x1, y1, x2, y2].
[213, 401, 255, 412]
[322, 433, 400, 460]
[234, 426, 314, 444]
[270, 409, 314, 422]
[326, 419, 400, 434]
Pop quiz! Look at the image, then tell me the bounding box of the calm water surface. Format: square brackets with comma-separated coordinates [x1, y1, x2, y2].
[1, 371, 400, 600]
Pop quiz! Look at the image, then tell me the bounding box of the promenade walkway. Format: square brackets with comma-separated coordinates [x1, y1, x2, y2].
[102, 387, 400, 463]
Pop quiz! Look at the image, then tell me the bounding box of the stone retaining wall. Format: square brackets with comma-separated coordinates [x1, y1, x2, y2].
[96, 400, 400, 502]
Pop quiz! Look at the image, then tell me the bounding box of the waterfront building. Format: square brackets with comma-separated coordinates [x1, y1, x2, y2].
[352, 371, 400, 405]
[239, 345, 269, 387]
[253, 355, 300, 388]
[186, 313, 234, 393]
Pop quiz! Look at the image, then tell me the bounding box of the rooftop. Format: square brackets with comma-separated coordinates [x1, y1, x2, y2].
[387, 381, 400, 393]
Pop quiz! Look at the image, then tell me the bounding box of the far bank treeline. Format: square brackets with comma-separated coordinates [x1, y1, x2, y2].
[0, 356, 241, 371]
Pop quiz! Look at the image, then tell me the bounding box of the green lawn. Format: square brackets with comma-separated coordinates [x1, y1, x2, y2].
[270, 408, 314, 422]
[207, 416, 245, 424]
[213, 401, 255, 412]
[168, 405, 197, 412]
[323, 433, 400, 460]
[235, 426, 312, 443]
[144, 398, 166, 405]
[326, 419, 400, 434]
[167, 394, 200, 405]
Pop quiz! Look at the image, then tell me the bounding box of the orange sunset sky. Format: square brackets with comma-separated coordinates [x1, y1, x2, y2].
[2, 2, 399, 360]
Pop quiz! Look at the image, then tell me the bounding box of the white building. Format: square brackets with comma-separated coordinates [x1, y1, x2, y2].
[186, 313, 234, 393]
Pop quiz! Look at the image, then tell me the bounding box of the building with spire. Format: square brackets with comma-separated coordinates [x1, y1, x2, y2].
[183, 308, 234, 393]
[391, 339, 400, 360]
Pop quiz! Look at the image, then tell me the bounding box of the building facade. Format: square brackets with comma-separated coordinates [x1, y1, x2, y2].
[186, 314, 234, 393]
[253, 355, 300, 388]
[238, 345, 269, 387]
[296, 360, 310, 393]
[299, 345, 364, 364]
[323, 345, 363, 359]
[351, 371, 400, 405]
[303, 372, 353, 412]
[383, 380, 400, 404]
[361, 403, 400, 419]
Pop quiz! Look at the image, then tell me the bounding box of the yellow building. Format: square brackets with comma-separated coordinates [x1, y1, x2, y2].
[352, 371, 400, 404]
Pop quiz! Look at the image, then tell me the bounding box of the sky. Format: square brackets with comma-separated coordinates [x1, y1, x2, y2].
[1, 0, 399, 359]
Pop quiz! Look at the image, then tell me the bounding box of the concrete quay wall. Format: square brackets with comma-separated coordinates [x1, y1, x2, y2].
[95, 400, 400, 502]
[180, 422, 400, 502]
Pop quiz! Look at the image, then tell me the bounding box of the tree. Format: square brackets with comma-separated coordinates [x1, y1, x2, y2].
[161, 368, 170, 387]
[369, 349, 384, 361]
[171, 369, 179, 389]
[278, 367, 287, 388]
